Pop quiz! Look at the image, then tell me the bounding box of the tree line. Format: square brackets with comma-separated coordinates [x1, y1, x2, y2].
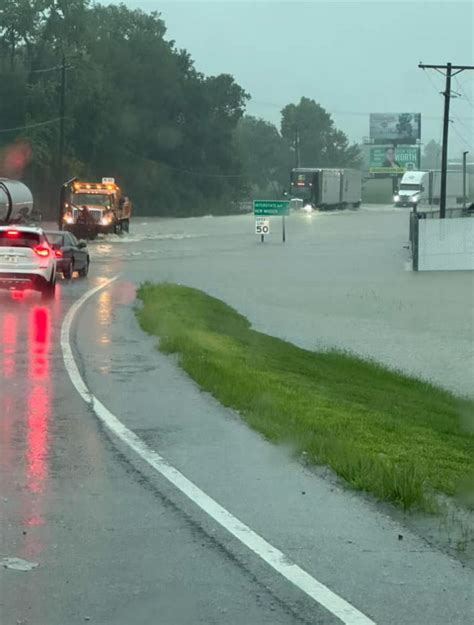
[0, 1, 361, 217]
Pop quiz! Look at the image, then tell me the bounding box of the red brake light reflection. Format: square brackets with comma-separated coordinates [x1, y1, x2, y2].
[6, 229, 20, 238]
[54, 249, 63, 258]
[33, 246, 50, 257]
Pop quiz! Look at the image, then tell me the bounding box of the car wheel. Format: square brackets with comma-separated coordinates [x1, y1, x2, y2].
[78, 258, 89, 277]
[63, 261, 73, 280]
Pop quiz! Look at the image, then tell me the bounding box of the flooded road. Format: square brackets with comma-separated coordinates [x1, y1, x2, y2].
[1, 205, 473, 625]
[94, 207, 473, 396]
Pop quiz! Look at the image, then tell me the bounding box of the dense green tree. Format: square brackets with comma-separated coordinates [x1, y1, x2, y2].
[0, 4, 361, 217]
[281, 97, 361, 169]
[236, 115, 291, 196]
[0, 1, 248, 216]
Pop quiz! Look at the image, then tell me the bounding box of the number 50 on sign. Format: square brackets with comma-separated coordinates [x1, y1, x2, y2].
[255, 218, 270, 235]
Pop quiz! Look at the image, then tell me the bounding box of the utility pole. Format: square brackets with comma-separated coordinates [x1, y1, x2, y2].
[58, 54, 66, 187]
[294, 126, 300, 168]
[419, 62, 474, 218]
[439, 62, 452, 219]
[462, 151, 469, 208]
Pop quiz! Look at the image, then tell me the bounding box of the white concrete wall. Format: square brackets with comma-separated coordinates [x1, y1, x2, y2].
[418, 217, 474, 271]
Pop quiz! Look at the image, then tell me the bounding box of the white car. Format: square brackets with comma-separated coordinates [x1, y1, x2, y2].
[0, 226, 57, 298]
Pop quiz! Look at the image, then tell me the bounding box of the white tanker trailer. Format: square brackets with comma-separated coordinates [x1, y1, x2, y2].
[0, 178, 34, 224]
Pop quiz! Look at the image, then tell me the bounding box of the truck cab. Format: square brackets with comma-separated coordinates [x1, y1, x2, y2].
[60, 177, 132, 239]
[394, 171, 427, 208]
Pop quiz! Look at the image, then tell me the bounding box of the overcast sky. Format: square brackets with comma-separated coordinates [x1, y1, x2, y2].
[112, 1, 473, 156]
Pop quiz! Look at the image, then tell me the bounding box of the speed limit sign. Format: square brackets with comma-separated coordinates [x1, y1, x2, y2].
[255, 218, 270, 235]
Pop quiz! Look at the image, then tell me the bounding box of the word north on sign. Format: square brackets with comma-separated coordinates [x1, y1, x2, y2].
[255, 218, 270, 235]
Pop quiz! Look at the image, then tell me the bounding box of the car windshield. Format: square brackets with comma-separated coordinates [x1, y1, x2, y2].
[44, 232, 64, 246]
[72, 193, 112, 207]
[400, 183, 421, 191]
[291, 171, 313, 186]
[0, 231, 40, 248]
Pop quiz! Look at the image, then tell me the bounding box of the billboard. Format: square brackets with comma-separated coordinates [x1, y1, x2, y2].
[369, 146, 420, 175]
[370, 113, 421, 144]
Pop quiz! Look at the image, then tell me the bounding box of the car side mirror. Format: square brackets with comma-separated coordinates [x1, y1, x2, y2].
[78, 240, 87, 249]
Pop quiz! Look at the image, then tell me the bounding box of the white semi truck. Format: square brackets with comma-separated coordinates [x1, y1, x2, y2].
[394, 170, 465, 209]
[289, 168, 362, 210]
[0, 178, 34, 224]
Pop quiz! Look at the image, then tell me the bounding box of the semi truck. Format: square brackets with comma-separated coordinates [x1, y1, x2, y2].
[59, 177, 132, 239]
[289, 168, 362, 210]
[394, 170, 465, 208]
[0, 178, 34, 224]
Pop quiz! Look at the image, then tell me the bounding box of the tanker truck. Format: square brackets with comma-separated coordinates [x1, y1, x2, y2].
[0, 178, 34, 224]
[59, 177, 132, 239]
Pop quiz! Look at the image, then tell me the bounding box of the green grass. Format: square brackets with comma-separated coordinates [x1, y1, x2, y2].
[136, 283, 474, 511]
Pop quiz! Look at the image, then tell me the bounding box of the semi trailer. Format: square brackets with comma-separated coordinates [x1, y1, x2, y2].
[289, 168, 362, 210]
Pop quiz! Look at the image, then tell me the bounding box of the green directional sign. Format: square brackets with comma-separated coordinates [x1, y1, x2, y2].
[253, 200, 289, 216]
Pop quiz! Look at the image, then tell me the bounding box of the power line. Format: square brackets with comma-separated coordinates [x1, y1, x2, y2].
[451, 113, 474, 139]
[450, 121, 474, 152]
[424, 71, 474, 148]
[166, 164, 244, 178]
[0, 63, 74, 78]
[31, 64, 66, 74]
[454, 75, 474, 109]
[419, 61, 474, 218]
[249, 98, 474, 122]
[421, 67, 444, 99]
[136, 155, 244, 179]
[0, 117, 62, 133]
[421, 68, 473, 149]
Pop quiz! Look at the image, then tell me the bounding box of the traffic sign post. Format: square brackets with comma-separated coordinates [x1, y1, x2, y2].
[253, 200, 289, 242]
[255, 217, 270, 242]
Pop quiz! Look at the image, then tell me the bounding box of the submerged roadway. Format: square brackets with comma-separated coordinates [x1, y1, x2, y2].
[1, 206, 473, 625]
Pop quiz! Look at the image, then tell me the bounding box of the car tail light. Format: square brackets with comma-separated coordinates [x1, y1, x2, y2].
[33, 245, 50, 257]
[6, 229, 20, 238]
[55, 249, 63, 258]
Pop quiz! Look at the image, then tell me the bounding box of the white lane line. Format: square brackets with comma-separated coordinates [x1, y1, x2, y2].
[61, 279, 376, 625]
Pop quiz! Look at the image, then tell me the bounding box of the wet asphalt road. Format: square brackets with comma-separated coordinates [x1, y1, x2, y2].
[0, 206, 473, 625]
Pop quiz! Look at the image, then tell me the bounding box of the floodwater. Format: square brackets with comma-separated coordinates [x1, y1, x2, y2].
[89, 205, 473, 397]
[1, 205, 472, 625]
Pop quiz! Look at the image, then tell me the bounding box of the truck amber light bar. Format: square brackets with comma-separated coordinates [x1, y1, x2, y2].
[73, 181, 118, 192]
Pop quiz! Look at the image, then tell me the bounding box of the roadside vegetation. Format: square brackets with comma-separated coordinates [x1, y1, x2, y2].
[136, 283, 474, 512]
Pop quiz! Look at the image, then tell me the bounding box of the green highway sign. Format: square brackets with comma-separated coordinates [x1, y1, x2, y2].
[253, 200, 289, 216]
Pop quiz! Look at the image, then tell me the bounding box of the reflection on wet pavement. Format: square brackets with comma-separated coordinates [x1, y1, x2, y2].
[98, 289, 112, 346]
[0, 294, 54, 563]
[27, 306, 50, 498]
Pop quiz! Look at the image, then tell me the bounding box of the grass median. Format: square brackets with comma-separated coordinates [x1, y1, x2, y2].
[136, 283, 474, 511]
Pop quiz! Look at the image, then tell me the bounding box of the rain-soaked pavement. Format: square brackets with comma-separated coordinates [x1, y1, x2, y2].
[0, 206, 473, 625]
